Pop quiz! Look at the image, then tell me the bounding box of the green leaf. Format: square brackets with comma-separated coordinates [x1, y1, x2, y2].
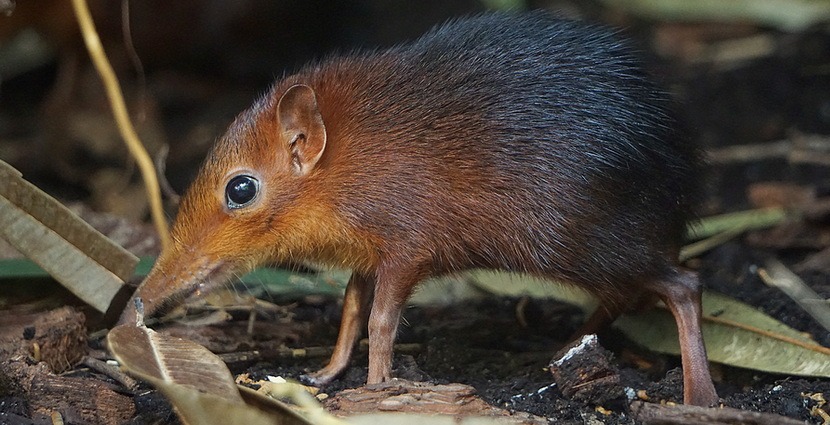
[239, 267, 349, 297]
[615, 292, 830, 378]
[0, 258, 54, 278]
[419, 270, 597, 311]
[685, 207, 787, 241]
[421, 271, 830, 378]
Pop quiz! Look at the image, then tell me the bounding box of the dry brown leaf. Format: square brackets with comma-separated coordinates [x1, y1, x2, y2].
[108, 324, 242, 404]
[107, 324, 316, 425]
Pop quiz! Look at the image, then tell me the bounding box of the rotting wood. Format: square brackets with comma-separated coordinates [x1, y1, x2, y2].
[549, 334, 625, 406]
[0, 307, 134, 424]
[0, 306, 87, 374]
[630, 400, 805, 425]
[324, 379, 548, 424]
[29, 374, 135, 425]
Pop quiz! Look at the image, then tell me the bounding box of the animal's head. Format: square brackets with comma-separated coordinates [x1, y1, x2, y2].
[120, 84, 328, 323]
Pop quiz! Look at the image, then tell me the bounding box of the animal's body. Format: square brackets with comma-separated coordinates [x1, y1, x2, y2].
[120, 11, 718, 406]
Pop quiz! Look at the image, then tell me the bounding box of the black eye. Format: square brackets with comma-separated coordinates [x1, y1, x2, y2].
[225, 175, 260, 209]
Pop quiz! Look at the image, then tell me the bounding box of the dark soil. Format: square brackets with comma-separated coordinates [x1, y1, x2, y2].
[231, 267, 829, 424]
[1, 243, 828, 425]
[206, 241, 829, 424]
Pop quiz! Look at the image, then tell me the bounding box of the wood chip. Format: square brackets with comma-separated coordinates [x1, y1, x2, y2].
[630, 400, 804, 425]
[549, 334, 625, 405]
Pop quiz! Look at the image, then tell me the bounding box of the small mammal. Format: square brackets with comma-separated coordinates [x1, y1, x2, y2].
[120, 11, 718, 406]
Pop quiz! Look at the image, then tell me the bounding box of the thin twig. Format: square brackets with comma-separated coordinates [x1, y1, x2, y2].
[120, 0, 147, 122]
[679, 228, 743, 261]
[154, 144, 181, 204]
[82, 355, 139, 391]
[706, 133, 830, 166]
[759, 260, 830, 334]
[218, 343, 423, 364]
[70, 0, 170, 251]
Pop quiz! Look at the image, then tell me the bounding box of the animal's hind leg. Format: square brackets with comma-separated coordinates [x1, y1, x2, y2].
[646, 270, 718, 407]
[569, 293, 654, 341]
[303, 272, 374, 385]
[569, 304, 620, 341]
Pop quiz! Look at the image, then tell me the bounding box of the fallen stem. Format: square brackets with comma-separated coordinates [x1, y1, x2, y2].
[685, 207, 787, 241]
[759, 260, 830, 334]
[218, 343, 423, 364]
[82, 355, 139, 391]
[679, 228, 743, 261]
[70, 0, 170, 251]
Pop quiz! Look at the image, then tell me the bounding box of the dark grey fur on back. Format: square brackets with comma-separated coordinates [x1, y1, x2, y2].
[254, 11, 699, 301]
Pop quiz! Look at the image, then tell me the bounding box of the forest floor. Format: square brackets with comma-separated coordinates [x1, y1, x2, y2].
[1, 1, 829, 424]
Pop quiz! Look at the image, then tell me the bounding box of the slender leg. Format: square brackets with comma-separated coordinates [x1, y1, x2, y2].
[366, 264, 425, 384]
[570, 304, 622, 341]
[647, 270, 718, 407]
[570, 293, 654, 341]
[304, 272, 374, 385]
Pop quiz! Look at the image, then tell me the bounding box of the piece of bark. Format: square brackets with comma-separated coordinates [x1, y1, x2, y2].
[29, 374, 135, 425]
[630, 400, 804, 425]
[549, 334, 625, 406]
[0, 307, 98, 423]
[0, 359, 50, 399]
[0, 306, 89, 421]
[31, 307, 87, 373]
[0, 306, 87, 374]
[324, 380, 547, 424]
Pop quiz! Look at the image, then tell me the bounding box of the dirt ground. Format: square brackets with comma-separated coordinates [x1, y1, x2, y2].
[102, 254, 829, 425]
[1, 1, 829, 424]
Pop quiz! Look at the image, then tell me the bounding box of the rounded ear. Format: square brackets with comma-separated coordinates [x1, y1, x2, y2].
[277, 84, 327, 175]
